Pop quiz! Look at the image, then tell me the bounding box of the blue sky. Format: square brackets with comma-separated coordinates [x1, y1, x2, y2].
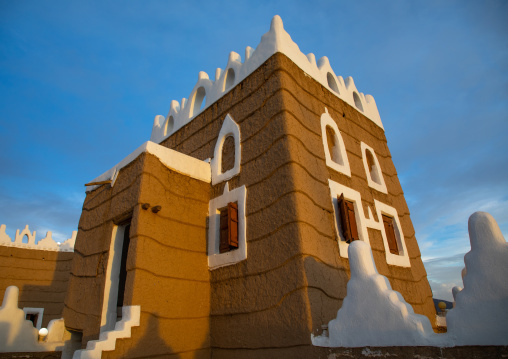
[1, 1, 507, 301]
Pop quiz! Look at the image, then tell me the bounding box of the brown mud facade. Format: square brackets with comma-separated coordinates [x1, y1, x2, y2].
[0, 246, 73, 328]
[62, 52, 435, 358]
[64, 152, 211, 357]
[157, 52, 435, 358]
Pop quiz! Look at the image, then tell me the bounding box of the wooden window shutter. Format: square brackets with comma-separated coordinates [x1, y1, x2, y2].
[228, 202, 239, 249]
[382, 214, 399, 254]
[338, 194, 359, 243]
[219, 202, 239, 253]
[219, 208, 229, 253]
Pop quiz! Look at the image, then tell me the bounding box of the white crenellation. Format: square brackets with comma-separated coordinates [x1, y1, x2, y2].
[0, 224, 76, 252]
[150, 15, 383, 144]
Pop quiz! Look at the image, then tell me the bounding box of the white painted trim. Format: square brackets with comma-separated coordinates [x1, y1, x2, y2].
[328, 180, 370, 258]
[211, 114, 241, 185]
[373, 200, 411, 267]
[23, 307, 44, 329]
[360, 142, 388, 194]
[320, 108, 351, 177]
[328, 179, 410, 267]
[100, 225, 126, 333]
[86, 141, 211, 192]
[150, 16, 383, 144]
[208, 183, 247, 269]
[73, 305, 141, 358]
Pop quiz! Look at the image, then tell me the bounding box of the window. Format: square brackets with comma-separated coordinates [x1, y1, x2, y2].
[320, 108, 351, 177]
[337, 194, 359, 243]
[382, 214, 399, 254]
[374, 200, 410, 267]
[219, 202, 239, 253]
[211, 114, 241, 185]
[23, 308, 43, 329]
[221, 136, 235, 173]
[208, 182, 247, 269]
[360, 142, 387, 193]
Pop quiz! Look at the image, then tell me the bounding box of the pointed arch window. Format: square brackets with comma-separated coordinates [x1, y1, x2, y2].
[211, 114, 241, 185]
[320, 108, 351, 177]
[361, 142, 387, 194]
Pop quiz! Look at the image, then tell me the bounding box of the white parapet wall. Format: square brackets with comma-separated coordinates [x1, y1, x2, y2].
[0, 224, 76, 252]
[0, 286, 68, 352]
[150, 15, 383, 145]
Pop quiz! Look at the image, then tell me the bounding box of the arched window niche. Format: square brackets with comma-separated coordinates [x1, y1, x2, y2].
[360, 142, 387, 194]
[327, 73, 340, 94]
[320, 108, 351, 177]
[211, 114, 241, 185]
[164, 116, 174, 136]
[353, 92, 364, 112]
[191, 86, 206, 117]
[224, 68, 236, 91]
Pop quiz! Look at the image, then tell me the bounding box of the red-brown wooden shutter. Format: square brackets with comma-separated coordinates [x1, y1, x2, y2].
[338, 194, 359, 243]
[382, 214, 399, 254]
[219, 208, 229, 253]
[228, 202, 239, 249]
[338, 194, 351, 242]
[345, 201, 359, 242]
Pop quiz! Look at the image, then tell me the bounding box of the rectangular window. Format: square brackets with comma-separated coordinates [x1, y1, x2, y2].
[382, 214, 399, 254]
[219, 202, 239, 253]
[337, 194, 359, 243]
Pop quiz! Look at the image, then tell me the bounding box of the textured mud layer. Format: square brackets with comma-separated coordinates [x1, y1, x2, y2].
[64, 52, 434, 358]
[156, 52, 435, 357]
[64, 153, 211, 357]
[0, 247, 73, 328]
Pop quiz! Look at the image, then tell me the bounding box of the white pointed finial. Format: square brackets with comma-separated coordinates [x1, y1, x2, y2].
[270, 15, 284, 32]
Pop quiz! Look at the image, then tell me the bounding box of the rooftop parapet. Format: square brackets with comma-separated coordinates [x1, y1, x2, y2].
[150, 15, 383, 144]
[0, 224, 76, 252]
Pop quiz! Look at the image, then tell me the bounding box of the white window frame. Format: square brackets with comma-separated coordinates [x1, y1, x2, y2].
[320, 108, 351, 177]
[328, 180, 370, 258]
[23, 307, 44, 329]
[360, 142, 387, 194]
[211, 114, 241, 185]
[374, 200, 410, 267]
[328, 180, 411, 267]
[208, 182, 247, 269]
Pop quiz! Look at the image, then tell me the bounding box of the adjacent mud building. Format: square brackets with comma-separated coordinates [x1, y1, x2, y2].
[1, 16, 437, 359]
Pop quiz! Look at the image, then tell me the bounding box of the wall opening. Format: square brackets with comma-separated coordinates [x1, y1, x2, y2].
[164, 116, 174, 136]
[326, 125, 344, 166]
[100, 222, 132, 333]
[221, 135, 235, 173]
[117, 224, 131, 310]
[327, 73, 340, 94]
[224, 68, 236, 91]
[192, 86, 206, 116]
[353, 92, 364, 112]
[366, 149, 381, 185]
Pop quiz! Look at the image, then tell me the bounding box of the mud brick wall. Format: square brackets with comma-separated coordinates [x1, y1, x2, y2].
[0, 246, 73, 328]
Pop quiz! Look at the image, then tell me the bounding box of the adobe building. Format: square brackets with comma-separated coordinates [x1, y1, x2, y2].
[1, 16, 437, 358]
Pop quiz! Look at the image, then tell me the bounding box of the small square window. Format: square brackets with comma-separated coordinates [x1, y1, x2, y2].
[23, 307, 44, 329]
